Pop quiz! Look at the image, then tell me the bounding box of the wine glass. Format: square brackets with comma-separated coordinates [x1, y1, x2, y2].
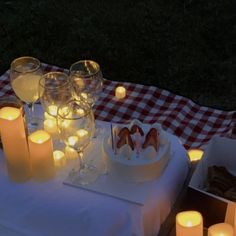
[39, 71, 72, 118]
[10, 56, 42, 129]
[69, 60, 103, 137]
[57, 99, 97, 185]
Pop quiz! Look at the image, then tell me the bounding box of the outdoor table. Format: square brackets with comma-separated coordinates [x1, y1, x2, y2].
[0, 63, 235, 236]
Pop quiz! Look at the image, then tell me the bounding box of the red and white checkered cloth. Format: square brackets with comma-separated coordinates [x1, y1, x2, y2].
[1, 63, 235, 150]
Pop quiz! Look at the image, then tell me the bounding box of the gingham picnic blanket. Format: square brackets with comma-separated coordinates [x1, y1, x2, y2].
[1, 63, 235, 150]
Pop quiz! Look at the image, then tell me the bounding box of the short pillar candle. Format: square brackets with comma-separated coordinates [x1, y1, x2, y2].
[28, 130, 54, 180]
[0, 107, 31, 182]
[208, 223, 234, 236]
[176, 211, 203, 236]
[115, 86, 126, 99]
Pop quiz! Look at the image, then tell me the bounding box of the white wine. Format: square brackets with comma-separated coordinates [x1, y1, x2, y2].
[12, 74, 41, 103]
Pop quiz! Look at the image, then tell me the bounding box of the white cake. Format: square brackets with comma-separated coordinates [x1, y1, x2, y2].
[103, 120, 171, 182]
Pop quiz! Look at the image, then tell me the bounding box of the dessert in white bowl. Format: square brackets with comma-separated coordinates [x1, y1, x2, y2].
[103, 119, 171, 182]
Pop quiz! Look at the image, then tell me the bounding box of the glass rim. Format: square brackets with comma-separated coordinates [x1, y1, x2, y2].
[10, 56, 41, 74]
[39, 71, 70, 89]
[69, 60, 101, 78]
[57, 99, 91, 120]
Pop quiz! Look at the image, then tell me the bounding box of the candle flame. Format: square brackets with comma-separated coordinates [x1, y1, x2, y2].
[68, 136, 78, 146]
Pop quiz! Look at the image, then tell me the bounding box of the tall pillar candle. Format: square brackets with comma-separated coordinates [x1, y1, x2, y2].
[28, 130, 54, 180]
[0, 107, 31, 182]
[176, 211, 203, 236]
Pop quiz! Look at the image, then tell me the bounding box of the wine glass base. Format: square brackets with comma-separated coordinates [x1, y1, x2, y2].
[69, 164, 99, 185]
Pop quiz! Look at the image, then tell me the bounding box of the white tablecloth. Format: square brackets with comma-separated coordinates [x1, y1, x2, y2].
[0, 120, 189, 236]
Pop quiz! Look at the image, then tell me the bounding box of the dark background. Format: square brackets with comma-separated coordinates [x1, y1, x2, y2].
[0, 0, 235, 110]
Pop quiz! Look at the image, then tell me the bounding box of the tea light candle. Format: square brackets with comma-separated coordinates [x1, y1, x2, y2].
[44, 111, 56, 120]
[176, 211, 203, 236]
[68, 136, 79, 147]
[65, 146, 78, 160]
[28, 130, 54, 180]
[48, 105, 58, 116]
[53, 150, 66, 168]
[188, 149, 204, 162]
[44, 119, 58, 136]
[115, 86, 126, 99]
[76, 129, 88, 141]
[0, 107, 31, 182]
[208, 223, 234, 236]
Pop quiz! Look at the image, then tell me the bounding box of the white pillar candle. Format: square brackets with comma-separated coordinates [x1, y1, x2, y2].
[208, 223, 234, 236]
[176, 211, 203, 236]
[53, 150, 66, 168]
[65, 146, 78, 160]
[44, 119, 58, 137]
[188, 149, 204, 162]
[28, 130, 54, 180]
[0, 107, 31, 182]
[115, 86, 126, 99]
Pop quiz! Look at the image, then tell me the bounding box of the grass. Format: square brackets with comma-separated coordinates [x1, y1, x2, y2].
[0, 0, 235, 110]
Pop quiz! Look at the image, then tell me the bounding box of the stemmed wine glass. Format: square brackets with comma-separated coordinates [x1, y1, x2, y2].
[39, 71, 72, 118]
[69, 60, 103, 137]
[10, 56, 42, 129]
[57, 99, 97, 185]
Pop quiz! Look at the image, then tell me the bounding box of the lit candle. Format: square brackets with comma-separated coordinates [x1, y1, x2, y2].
[76, 108, 85, 116]
[76, 129, 89, 143]
[176, 211, 203, 236]
[115, 86, 126, 99]
[53, 150, 66, 168]
[65, 146, 78, 160]
[44, 119, 58, 137]
[44, 111, 56, 120]
[188, 149, 204, 162]
[0, 107, 31, 182]
[28, 130, 54, 180]
[68, 136, 79, 147]
[48, 105, 58, 116]
[208, 223, 234, 236]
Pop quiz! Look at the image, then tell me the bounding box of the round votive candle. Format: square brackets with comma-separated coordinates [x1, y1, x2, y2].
[115, 86, 126, 99]
[208, 223, 234, 236]
[53, 150, 66, 168]
[44, 119, 58, 136]
[176, 211, 203, 236]
[48, 105, 58, 116]
[28, 130, 54, 180]
[188, 149, 204, 162]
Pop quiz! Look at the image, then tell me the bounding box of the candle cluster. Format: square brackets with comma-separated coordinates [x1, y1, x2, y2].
[176, 211, 234, 236]
[0, 103, 84, 182]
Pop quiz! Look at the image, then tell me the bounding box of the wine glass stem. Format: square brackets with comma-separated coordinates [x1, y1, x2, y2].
[78, 151, 85, 169]
[28, 102, 36, 126]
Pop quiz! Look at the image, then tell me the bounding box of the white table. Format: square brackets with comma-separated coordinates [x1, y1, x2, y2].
[0, 120, 189, 236]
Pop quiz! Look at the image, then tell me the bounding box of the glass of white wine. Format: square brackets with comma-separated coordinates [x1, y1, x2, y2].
[10, 56, 42, 129]
[58, 99, 97, 185]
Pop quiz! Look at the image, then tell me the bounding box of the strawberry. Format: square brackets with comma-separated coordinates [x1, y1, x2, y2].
[142, 128, 160, 151]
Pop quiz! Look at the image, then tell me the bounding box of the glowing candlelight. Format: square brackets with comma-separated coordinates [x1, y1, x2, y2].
[68, 136, 79, 147]
[208, 223, 234, 236]
[115, 86, 126, 99]
[176, 211, 203, 236]
[65, 146, 78, 160]
[0, 107, 31, 182]
[53, 150, 66, 168]
[48, 105, 58, 116]
[28, 130, 54, 180]
[44, 119, 58, 136]
[76, 129, 89, 142]
[188, 149, 204, 162]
